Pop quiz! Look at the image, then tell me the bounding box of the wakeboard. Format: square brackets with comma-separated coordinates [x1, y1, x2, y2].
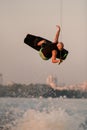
[24, 34, 52, 51]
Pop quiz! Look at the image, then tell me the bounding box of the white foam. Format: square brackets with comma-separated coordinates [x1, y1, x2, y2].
[13, 108, 84, 130]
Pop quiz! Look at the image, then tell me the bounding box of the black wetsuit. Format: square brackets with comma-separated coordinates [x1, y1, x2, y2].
[41, 42, 68, 60]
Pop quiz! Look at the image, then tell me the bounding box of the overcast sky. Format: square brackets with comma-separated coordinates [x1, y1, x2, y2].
[0, 0, 87, 85]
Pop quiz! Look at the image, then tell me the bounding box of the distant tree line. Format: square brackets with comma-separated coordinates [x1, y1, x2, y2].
[0, 84, 87, 98]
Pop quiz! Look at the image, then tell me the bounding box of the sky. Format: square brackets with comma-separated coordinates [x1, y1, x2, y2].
[0, 0, 87, 85]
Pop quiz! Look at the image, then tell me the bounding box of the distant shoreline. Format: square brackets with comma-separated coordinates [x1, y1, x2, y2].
[0, 83, 87, 98]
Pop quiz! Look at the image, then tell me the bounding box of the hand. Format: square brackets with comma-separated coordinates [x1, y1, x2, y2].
[58, 59, 63, 64]
[56, 25, 60, 31]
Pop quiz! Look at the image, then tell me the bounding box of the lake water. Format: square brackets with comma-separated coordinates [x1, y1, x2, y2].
[0, 98, 87, 130]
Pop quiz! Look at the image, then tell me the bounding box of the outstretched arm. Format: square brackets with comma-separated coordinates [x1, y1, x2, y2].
[53, 25, 60, 43]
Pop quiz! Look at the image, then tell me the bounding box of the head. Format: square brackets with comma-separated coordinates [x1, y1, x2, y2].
[57, 42, 64, 51]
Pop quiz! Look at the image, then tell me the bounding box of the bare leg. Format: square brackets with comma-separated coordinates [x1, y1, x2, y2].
[37, 40, 46, 46]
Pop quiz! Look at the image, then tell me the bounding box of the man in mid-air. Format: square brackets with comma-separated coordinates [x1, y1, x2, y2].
[36, 25, 68, 64]
[24, 25, 68, 64]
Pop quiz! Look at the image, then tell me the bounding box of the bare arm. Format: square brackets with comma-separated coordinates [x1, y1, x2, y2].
[53, 25, 60, 43]
[52, 50, 61, 63]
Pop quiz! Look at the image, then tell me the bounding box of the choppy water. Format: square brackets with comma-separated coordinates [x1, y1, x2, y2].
[0, 98, 87, 130]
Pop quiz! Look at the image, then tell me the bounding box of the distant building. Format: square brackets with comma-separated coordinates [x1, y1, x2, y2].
[6, 81, 15, 86]
[0, 73, 3, 85]
[46, 75, 57, 89]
